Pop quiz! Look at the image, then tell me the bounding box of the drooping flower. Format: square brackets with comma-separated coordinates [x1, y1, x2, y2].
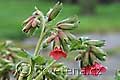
[81, 62, 107, 76]
[49, 36, 67, 60]
[49, 47, 67, 60]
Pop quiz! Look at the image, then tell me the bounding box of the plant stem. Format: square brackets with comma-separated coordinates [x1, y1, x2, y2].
[35, 60, 56, 80]
[34, 12, 46, 56]
[18, 76, 23, 80]
[27, 12, 47, 80]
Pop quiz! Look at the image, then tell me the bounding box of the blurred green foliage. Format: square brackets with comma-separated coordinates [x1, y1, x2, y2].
[0, 0, 120, 39]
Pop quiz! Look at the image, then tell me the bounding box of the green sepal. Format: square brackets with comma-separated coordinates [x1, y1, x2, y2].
[75, 53, 82, 61]
[84, 40, 105, 47]
[15, 49, 31, 59]
[60, 37, 69, 52]
[89, 53, 96, 65]
[91, 46, 107, 61]
[47, 2, 63, 21]
[82, 52, 89, 67]
[28, 27, 36, 36]
[57, 21, 79, 30]
[57, 15, 79, 24]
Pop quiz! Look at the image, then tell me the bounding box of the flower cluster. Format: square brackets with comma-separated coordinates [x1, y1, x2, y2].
[22, 7, 41, 33]
[44, 16, 79, 60]
[81, 62, 107, 76]
[74, 37, 107, 76]
[21, 1, 107, 78]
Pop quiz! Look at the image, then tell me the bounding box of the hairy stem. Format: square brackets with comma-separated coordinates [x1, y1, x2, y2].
[27, 11, 46, 80]
[35, 60, 56, 80]
[34, 12, 46, 56]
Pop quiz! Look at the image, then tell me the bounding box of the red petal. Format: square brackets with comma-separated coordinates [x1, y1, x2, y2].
[81, 66, 91, 75]
[49, 47, 67, 60]
[100, 67, 107, 73]
[81, 62, 107, 76]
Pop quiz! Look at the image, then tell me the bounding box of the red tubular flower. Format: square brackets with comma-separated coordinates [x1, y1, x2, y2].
[49, 47, 67, 60]
[81, 62, 107, 76]
[49, 32, 67, 60]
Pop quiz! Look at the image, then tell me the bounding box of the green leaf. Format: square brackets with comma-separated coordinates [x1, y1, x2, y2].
[33, 56, 46, 65]
[0, 58, 11, 65]
[15, 49, 31, 59]
[70, 39, 86, 51]
[46, 72, 64, 80]
[46, 72, 58, 80]
[52, 63, 64, 68]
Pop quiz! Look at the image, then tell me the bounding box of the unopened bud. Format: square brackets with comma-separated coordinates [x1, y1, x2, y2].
[57, 22, 79, 30]
[84, 40, 105, 47]
[42, 33, 57, 48]
[47, 33, 57, 43]
[46, 2, 63, 21]
[57, 16, 79, 25]
[58, 30, 68, 43]
[91, 46, 107, 61]
[32, 6, 42, 17]
[22, 19, 33, 33]
[23, 16, 35, 25]
[75, 54, 82, 61]
[32, 18, 41, 27]
[22, 7, 42, 33]
[82, 52, 89, 67]
[89, 53, 96, 65]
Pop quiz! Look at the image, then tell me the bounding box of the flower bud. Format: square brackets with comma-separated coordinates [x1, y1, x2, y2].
[57, 30, 69, 52]
[23, 16, 35, 25]
[22, 18, 33, 33]
[28, 27, 36, 36]
[57, 22, 79, 30]
[42, 32, 57, 48]
[22, 7, 41, 33]
[84, 40, 105, 47]
[54, 36, 61, 48]
[89, 53, 96, 65]
[91, 46, 107, 61]
[65, 32, 76, 41]
[58, 30, 69, 43]
[75, 54, 82, 61]
[46, 2, 63, 21]
[82, 52, 89, 67]
[57, 16, 79, 25]
[32, 18, 41, 27]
